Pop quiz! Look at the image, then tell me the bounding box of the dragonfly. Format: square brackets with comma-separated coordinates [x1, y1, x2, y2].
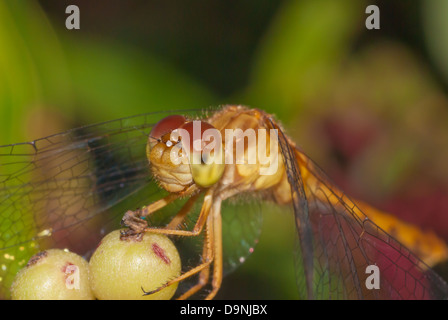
[0, 105, 447, 299]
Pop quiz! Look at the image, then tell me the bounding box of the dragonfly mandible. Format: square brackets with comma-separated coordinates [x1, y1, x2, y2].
[0, 105, 447, 299]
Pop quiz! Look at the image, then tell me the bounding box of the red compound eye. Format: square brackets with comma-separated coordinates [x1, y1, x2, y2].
[150, 115, 186, 140]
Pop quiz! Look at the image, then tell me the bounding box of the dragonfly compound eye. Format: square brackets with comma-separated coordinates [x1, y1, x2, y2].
[149, 115, 186, 148]
[178, 121, 225, 188]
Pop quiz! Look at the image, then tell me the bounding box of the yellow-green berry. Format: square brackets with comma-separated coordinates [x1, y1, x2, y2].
[89, 230, 181, 300]
[11, 249, 94, 300]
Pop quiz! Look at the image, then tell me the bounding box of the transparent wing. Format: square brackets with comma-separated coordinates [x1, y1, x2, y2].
[271, 119, 315, 299]
[221, 198, 263, 275]
[0, 112, 175, 298]
[299, 150, 448, 299]
[273, 120, 448, 299]
[0, 108, 263, 299]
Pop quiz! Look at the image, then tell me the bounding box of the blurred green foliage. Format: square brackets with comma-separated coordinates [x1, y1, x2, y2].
[423, 0, 448, 85]
[1, 0, 448, 299]
[242, 0, 363, 120]
[0, 1, 72, 144]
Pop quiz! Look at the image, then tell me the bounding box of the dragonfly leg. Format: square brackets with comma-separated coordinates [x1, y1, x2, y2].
[176, 262, 210, 300]
[204, 199, 223, 300]
[175, 216, 213, 300]
[166, 193, 200, 230]
[142, 200, 215, 298]
[141, 189, 213, 237]
[121, 193, 181, 238]
[121, 185, 197, 239]
[176, 198, 224, 300]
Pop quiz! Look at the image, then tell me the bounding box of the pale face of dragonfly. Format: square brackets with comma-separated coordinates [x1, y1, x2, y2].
[0, 105, 447, 300]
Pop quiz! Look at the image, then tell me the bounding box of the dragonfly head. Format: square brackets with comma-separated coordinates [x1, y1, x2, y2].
[148, 115, 225, 192]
